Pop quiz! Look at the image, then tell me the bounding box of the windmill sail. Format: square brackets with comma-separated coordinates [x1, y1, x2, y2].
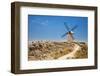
[71, 25, 77, 31]
[61, 32, 67, 38]
[64, 22, 70, 31]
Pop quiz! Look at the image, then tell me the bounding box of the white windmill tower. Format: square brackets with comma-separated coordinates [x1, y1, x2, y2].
[62, 22, 78, 43]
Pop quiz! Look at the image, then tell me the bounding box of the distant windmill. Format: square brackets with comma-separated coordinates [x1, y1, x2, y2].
[62, 22, 78, 43]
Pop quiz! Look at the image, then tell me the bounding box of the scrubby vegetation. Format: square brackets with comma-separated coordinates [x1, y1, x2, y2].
[28, 41, 88, 60]
[74, 43, 88, 58]
[28, 41, 74, 60]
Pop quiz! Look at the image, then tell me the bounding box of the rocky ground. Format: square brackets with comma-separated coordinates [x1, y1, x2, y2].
[28, 41, 88, 60]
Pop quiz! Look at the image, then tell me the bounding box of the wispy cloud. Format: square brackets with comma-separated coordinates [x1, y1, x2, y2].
[41, 20, 49, 26]
[31, 18, 49, 26]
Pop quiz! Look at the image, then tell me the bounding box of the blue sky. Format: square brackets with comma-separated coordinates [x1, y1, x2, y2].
[28, 15, 88, 42]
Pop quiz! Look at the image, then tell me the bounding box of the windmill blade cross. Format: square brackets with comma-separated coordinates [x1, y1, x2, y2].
[64, 22, 70, 31]
[71, 25, 78, 31]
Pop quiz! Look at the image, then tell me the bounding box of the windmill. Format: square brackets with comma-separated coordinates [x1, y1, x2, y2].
[62, 22, 78, 43]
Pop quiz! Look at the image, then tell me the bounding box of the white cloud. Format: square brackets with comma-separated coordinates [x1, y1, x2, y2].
[31, 19, 49, 26]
